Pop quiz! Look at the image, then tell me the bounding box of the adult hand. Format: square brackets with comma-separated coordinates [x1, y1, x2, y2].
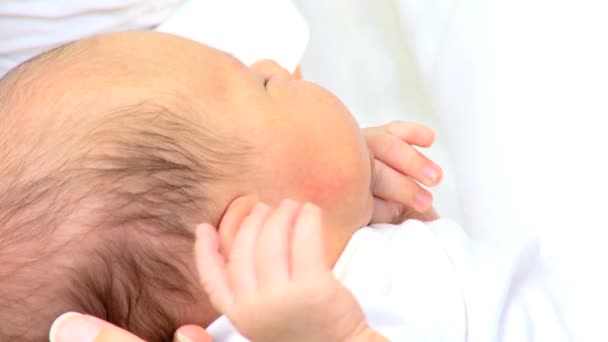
[49, 312, 212, 342]
[364, 121, 442, 223]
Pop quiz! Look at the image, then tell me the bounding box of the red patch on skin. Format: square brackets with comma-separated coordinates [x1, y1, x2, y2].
[285, 152, 358, 212]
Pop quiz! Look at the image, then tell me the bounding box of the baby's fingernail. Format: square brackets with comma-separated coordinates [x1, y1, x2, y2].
[423, 166, 440, 183]
[251, 202, 269, 214]
[280, 198, 297, 208]
[50, 312, 101, 342]
[416, 192, 432, 209]
[302, 202, 321, 214]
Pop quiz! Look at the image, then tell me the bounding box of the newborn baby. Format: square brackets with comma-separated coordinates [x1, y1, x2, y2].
[0, 31, 441, 341]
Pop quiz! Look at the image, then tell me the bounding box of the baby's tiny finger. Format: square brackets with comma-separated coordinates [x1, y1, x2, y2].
[370, 198, 412, 224]
[367, 133, 442, 186]
[229, 203, 270, 295]
[291, 203, 327, 280]
[372, 160, 433, 212]
[385, 121, 435, 147]
[195, 224, 234, 315]
[256, 199, 300, 288]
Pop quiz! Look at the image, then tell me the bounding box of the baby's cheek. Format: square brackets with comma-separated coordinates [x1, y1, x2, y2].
[297, 160, 372, 221]
[295, 160, 350, 201]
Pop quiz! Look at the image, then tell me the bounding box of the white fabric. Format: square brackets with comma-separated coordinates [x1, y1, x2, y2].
[156, 0, 309, 72]
[207, 220, 607, 341]
[292, 0, 463, 224]
[0, 0, 184, 76]
[394, 0, 608, 243]
[0, 0, 308, 77]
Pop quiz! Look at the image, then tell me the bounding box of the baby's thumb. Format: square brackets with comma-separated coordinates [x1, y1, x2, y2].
[174, 325, 213, 342]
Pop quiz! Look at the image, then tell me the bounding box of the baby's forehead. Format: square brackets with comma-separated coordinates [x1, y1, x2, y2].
[2, 33, 224, 136]
[6, 31, 242, 102]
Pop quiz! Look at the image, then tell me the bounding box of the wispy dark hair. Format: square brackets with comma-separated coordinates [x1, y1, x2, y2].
[0, 50, 250, 341]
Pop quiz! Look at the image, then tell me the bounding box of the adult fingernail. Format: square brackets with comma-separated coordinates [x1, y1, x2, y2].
[423, 166, 440, 183]
[49, 312, 101, 342]
[175, 331, 195, 342]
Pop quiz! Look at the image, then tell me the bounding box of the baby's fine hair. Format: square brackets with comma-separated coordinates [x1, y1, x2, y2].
[0, 44, 249, 341]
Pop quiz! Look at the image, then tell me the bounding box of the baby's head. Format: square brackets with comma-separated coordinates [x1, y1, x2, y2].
[0, 32, 373, 341]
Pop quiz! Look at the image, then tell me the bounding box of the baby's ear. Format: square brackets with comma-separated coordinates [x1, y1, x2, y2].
[217, 194, 259, 257]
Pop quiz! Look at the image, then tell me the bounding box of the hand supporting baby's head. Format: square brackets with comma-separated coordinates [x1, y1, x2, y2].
[0, 31, 375, 341]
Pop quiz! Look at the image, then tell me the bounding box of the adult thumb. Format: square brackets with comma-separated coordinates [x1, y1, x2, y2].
[50, 312, 144, 342]
[174, 325, 213, 342]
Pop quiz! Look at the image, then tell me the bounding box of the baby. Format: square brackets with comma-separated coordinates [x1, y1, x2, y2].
[0, 31, 441, 341]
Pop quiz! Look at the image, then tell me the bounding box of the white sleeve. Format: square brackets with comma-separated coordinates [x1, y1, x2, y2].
[0, 0, 184, 77]
[155, 0, 309, 72]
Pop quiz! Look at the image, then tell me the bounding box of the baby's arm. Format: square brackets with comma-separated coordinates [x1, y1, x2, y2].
[364, 121, 442, 224]
[196, 200, 388, 342]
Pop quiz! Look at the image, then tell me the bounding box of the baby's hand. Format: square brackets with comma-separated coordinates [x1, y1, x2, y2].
[364, 121, 443, 223]
[195, 200, 377, 342]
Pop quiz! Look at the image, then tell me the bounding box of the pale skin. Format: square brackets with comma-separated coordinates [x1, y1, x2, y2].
[47, 123, 436, 342]
[196, 200, 389, 341]
[49, 202, 391, 342]
[41, 31, 443, 341]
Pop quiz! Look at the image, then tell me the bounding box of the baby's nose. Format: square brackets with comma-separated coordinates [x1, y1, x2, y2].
[250, 59, 294, 82]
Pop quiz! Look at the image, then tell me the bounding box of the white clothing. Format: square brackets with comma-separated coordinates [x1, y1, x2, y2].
[207, 219, 607, 341]
[0, 0, 184, 76]
[0, 0, 308, 76]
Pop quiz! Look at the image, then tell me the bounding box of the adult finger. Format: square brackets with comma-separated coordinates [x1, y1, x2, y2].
[367, 133, 442, 187]
[291, 203, 327, 280]
[372, 160, 433, 212]
[50, 312, 144, 342]
[195, 224, 234, 315]
[255, 199, 300, 288]
[174, 325, 213, 342]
